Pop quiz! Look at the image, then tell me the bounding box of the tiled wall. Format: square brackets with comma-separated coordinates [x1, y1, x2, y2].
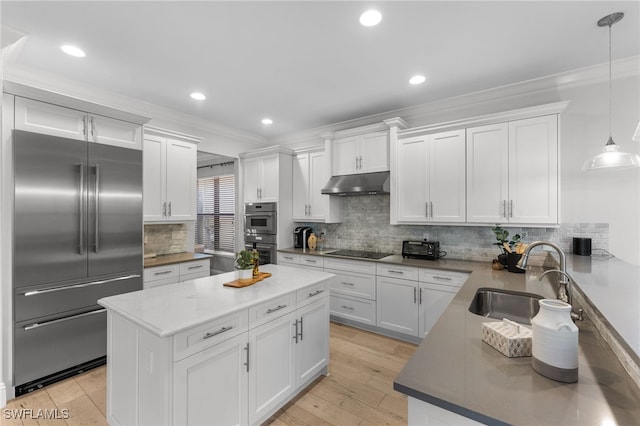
[144, 223, 188, 255]
[297, 195, 609, 262]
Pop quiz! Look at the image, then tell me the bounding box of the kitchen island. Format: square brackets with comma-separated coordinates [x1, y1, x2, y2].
[98, 264, 334, 426]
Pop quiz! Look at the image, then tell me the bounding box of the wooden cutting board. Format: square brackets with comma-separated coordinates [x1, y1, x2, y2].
[223, 272, 272, 288]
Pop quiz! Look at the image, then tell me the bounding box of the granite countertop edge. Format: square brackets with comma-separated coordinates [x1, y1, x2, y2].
[143, 251, 212, 268]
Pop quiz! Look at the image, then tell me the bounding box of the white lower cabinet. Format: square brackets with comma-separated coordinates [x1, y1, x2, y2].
[376, 276, 419, 336]
[174, 333, 249, 426]
[107, 283, 329, 426]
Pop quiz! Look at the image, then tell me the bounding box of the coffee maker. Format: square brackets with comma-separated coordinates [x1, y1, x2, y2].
[294, 226, 313, 249]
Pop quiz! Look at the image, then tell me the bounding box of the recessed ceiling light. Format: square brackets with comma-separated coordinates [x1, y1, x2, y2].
[190, 92, 206, 101]
[60, 45, 85, 58]
[262, 118, 273, 125]
[359, 9, 382, 27]
[409, 75, 426, 85]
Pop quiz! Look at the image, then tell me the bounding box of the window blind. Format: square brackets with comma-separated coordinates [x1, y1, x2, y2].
[196, 174, 235, 253]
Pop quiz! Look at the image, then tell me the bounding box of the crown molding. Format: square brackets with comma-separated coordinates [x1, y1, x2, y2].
[239, 145, 294, 158]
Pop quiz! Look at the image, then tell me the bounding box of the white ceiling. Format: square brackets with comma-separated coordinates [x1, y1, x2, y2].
[2, 1, 639, 139]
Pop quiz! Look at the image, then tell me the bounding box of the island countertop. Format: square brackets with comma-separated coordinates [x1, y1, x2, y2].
[98, 264, 334, 337]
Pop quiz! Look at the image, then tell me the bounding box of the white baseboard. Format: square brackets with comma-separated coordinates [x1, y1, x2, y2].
[0, 382, 6, 408]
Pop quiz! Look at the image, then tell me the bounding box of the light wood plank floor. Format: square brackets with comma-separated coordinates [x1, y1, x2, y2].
[1, 322, 417, 426]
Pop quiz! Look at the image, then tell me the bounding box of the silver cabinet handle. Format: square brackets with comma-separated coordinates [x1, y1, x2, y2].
[340, 305, 354, 310]
[257, 188, 259, 200]
[168, 201, 172, 216]
[425, 202, 429, 218]
[77, 163, 85, 255]
[298, 317, 304, 341]
[244, 343, 249, 372]
[432, 276, 452, 281]
[340, 281, 355, 286]
[162, 201, 167, 217]
[293, 320, 299, 343]
[430, 202, 434, 218]
[266, 304, 287, 314]
[304, 259, 317, 264]
[419, 288, 423, 304]
[387, 270, 404, 275]
[502, 200, 507, 218]
[308, 289, 324, 298]
[203, 326, 232, 340]
[187, 264, 203, 270]
[93, 164, 100, 253]
[282, 256, 294, 261]
[82, 116, 87, 138]
[153, 270, 173, 276]
[414, 287, 417, 304]
[23, 274, 141, 296]
[90, 116, 95, 138]
[509, 200, 513, 218]
[24, 308, 106, 331]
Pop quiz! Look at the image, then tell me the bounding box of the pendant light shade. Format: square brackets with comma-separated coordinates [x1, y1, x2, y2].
[583, 12, 640, 171]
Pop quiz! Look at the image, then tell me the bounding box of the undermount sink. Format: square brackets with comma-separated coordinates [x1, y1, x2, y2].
[468, 287, 543, 325]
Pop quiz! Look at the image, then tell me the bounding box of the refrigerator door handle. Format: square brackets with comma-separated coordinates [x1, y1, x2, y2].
[23, 308, 107, 331]
[22, 274, 142, 296]
[94, 164, 100, 253]
[78, 163, 85, 255]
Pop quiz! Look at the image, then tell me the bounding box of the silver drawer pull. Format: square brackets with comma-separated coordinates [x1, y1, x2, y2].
[266, 304, 287, 314]
[24, 309, 106, 331]
[308, 289, 324, 298]
[23, 274, 140, 296]
[340, 305, 354, 310]
[433, 276, 452, 281]
[187, 265, 203, 270]
[387, 270, 404, 274]
[283, 256, 294, 260]
[154, 270, 173, 276]
[203, 326, 233, 340]
[304, 259, 317, 263]
[340, 281, 355, 286]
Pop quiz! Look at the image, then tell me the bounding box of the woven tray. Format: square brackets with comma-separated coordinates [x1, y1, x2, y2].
[223, 272, 272, 288]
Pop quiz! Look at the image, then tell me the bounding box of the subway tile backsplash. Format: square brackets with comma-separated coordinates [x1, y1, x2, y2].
[144, 223, 188, 255]
[296, 195, 609, 262]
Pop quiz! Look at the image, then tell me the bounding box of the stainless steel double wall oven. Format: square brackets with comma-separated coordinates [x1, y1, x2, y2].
[244, 202, 277, 265]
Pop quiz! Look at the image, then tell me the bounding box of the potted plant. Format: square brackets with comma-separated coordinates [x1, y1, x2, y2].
[491, 226, 527, 269]
[235, 249, 258, 282]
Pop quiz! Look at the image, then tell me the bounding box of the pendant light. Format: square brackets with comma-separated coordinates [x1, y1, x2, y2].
[582, 12, 640, 171]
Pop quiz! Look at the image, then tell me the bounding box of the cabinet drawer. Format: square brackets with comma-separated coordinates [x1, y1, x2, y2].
[144, 264, 180, 283]
[419, 269, 469, 287]
[326, 269, 376, 300]
[173, 309, 248, 361]
[297, 280, 329, 308]
[179, 259, 210, 276]
[277, 253, 300, 264]
[377, 264, 419, 281]
[299, 254, 324, 269]
[330, 295, 376, 325]
[324, 257, 376, 275]
[249, 292, 296, 328]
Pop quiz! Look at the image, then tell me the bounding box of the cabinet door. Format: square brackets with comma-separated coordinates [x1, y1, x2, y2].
[296, 298, 329, 385]
[248, 312, 296, 425]
[259, 154, 280, 202]
[15, 97, 86, 140]
[419, 284, 458, 338]
[243, 157, 262, 203]
[174, 333, 249, 426]
[143, 135, 167, 222]
[396, 136, 429, 223]
[429, 130, 466, 223]
[508, 115, 558, 224]
[292, 153, 310, 220]
[360, 132, 389, 173]
[466, 123, 509, 223]
[165, 138, 197, 221]
[89, 115, 142, 150]
[332, 136, 359, 175]
[308, 151, 328, 221]
[376, 276, 419, 336]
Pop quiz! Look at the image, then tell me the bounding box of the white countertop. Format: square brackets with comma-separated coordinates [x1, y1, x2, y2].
[98, 264, 334, 337]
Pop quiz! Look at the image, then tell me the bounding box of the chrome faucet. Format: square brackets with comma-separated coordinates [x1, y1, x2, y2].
[516, 241, 583, 321]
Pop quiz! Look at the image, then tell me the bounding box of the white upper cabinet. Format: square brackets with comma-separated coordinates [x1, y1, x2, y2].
[143, 131, 198, 222]
[292, 149, 342, 223]
[466, 115, 558, 224]
[396, 129, 466, 224]
[331, 131, 389, 176]
[243, 153, 286, 203]
[14, 97, 142, 149]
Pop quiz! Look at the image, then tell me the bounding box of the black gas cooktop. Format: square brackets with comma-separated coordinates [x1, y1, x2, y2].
[328, 249, 393, 260]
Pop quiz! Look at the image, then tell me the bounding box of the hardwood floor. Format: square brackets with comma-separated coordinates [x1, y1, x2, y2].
[1, 322, 417, 426]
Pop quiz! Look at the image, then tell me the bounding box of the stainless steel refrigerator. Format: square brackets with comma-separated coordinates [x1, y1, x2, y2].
[12, 129, 143, 395]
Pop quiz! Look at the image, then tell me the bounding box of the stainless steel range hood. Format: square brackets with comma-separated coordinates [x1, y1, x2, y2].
[321, 171, 390, 196]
